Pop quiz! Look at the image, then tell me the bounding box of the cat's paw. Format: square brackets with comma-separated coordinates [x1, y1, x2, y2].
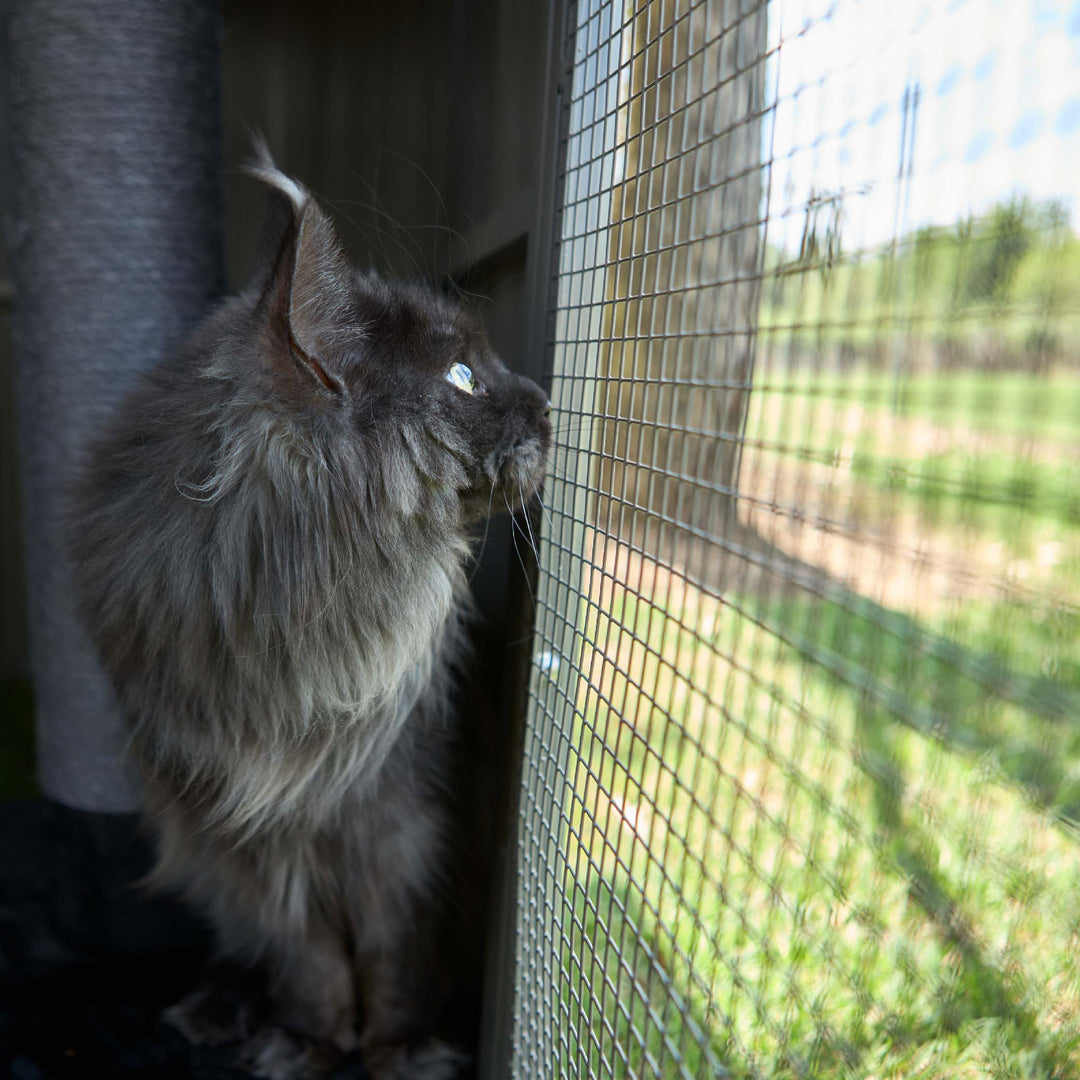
[234, 1025, 346, 1080]
[362, 1038, 469, 1080]
[163, 978, 264, 1046]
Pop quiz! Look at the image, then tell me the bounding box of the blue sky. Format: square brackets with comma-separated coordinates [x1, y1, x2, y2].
[766, 0, 1080, 251]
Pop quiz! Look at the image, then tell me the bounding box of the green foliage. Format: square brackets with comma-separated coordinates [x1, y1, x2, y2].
[761, 198, 1080, 368]
[963, 201, 1033, 304]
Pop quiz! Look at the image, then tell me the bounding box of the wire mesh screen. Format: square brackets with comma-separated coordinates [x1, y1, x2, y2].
[511, 0, 1080, 1077]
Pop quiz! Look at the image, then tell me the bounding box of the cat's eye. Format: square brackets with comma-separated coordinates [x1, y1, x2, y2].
[446, 361, 477, 395]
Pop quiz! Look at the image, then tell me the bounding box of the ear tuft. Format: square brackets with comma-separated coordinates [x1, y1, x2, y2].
[245, 135, 309, 214]
[245, 137, 358, 390]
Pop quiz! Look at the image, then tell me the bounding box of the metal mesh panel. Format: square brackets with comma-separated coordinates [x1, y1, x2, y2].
[512, 1, 1080, 1076]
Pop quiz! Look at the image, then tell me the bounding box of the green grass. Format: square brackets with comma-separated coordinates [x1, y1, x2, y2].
[533, 361, 1080, 1077]
[539, 582, 1080, 1077]
[747, 370, 1080, 447]
[848, 450, 1080, 528]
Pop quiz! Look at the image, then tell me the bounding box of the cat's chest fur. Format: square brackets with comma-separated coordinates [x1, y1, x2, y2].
[129, 490, 468, 835]
[213, 557, 466, 835]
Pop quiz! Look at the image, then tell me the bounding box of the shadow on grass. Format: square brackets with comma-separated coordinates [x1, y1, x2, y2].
[760, 586, 1080, 827]
[566, 853, 1077, 1079]
[853, 697, 1080, 1076]
[709, 518, 1080, 828]
[560, 869, 748, 1079]
[658, 523, 1080, 1073]
[750, 550, 1080, 1072]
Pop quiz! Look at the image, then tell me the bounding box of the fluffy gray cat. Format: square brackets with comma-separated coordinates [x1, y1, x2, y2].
[70, 148, 550, 1079]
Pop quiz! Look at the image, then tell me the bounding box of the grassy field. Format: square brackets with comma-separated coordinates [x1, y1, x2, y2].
[747, 371, 1080, 447]
[532, 365, 1080, 1078]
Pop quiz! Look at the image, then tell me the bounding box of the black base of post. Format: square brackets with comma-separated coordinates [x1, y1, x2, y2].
[42, 801, 211, 961]
[0, 800, 222, 1079]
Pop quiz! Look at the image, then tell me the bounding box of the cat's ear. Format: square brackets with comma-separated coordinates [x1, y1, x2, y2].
[246, 140, 354, 392]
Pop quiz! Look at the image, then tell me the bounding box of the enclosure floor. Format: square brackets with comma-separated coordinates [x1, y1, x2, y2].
[0, 801, 367, 1079]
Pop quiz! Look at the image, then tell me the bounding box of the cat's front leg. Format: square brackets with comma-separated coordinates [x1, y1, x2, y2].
[153, 802, 357, 1076]
[344, 772, 468, 1080]
[218, 901, 356, 1080]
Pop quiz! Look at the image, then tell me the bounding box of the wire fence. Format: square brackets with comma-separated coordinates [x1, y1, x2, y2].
[511, 0, 1080, 1077]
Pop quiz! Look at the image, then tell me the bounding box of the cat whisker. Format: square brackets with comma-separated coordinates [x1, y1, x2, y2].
[551, 413, 596, 429]
[532, 488, 562, 552]
[504, 491, 535, 610]
[548, 422, 591, 441]
[518, 482, 540, 563]
[350, 174, 434, 287]
[376, 147, 472, 278]
[545, 437, 590, 457]
[543, 464, 576, 486]
[443, 277, 495, 308]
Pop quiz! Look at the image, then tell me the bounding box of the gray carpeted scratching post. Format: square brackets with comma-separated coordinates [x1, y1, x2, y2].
[4, 0, 224, 812]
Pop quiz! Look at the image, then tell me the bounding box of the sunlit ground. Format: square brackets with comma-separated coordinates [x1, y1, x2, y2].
[541, 362, 1080, 1078]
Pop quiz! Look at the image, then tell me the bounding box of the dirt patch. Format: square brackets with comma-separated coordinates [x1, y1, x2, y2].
[737, 442, 1077, 613]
